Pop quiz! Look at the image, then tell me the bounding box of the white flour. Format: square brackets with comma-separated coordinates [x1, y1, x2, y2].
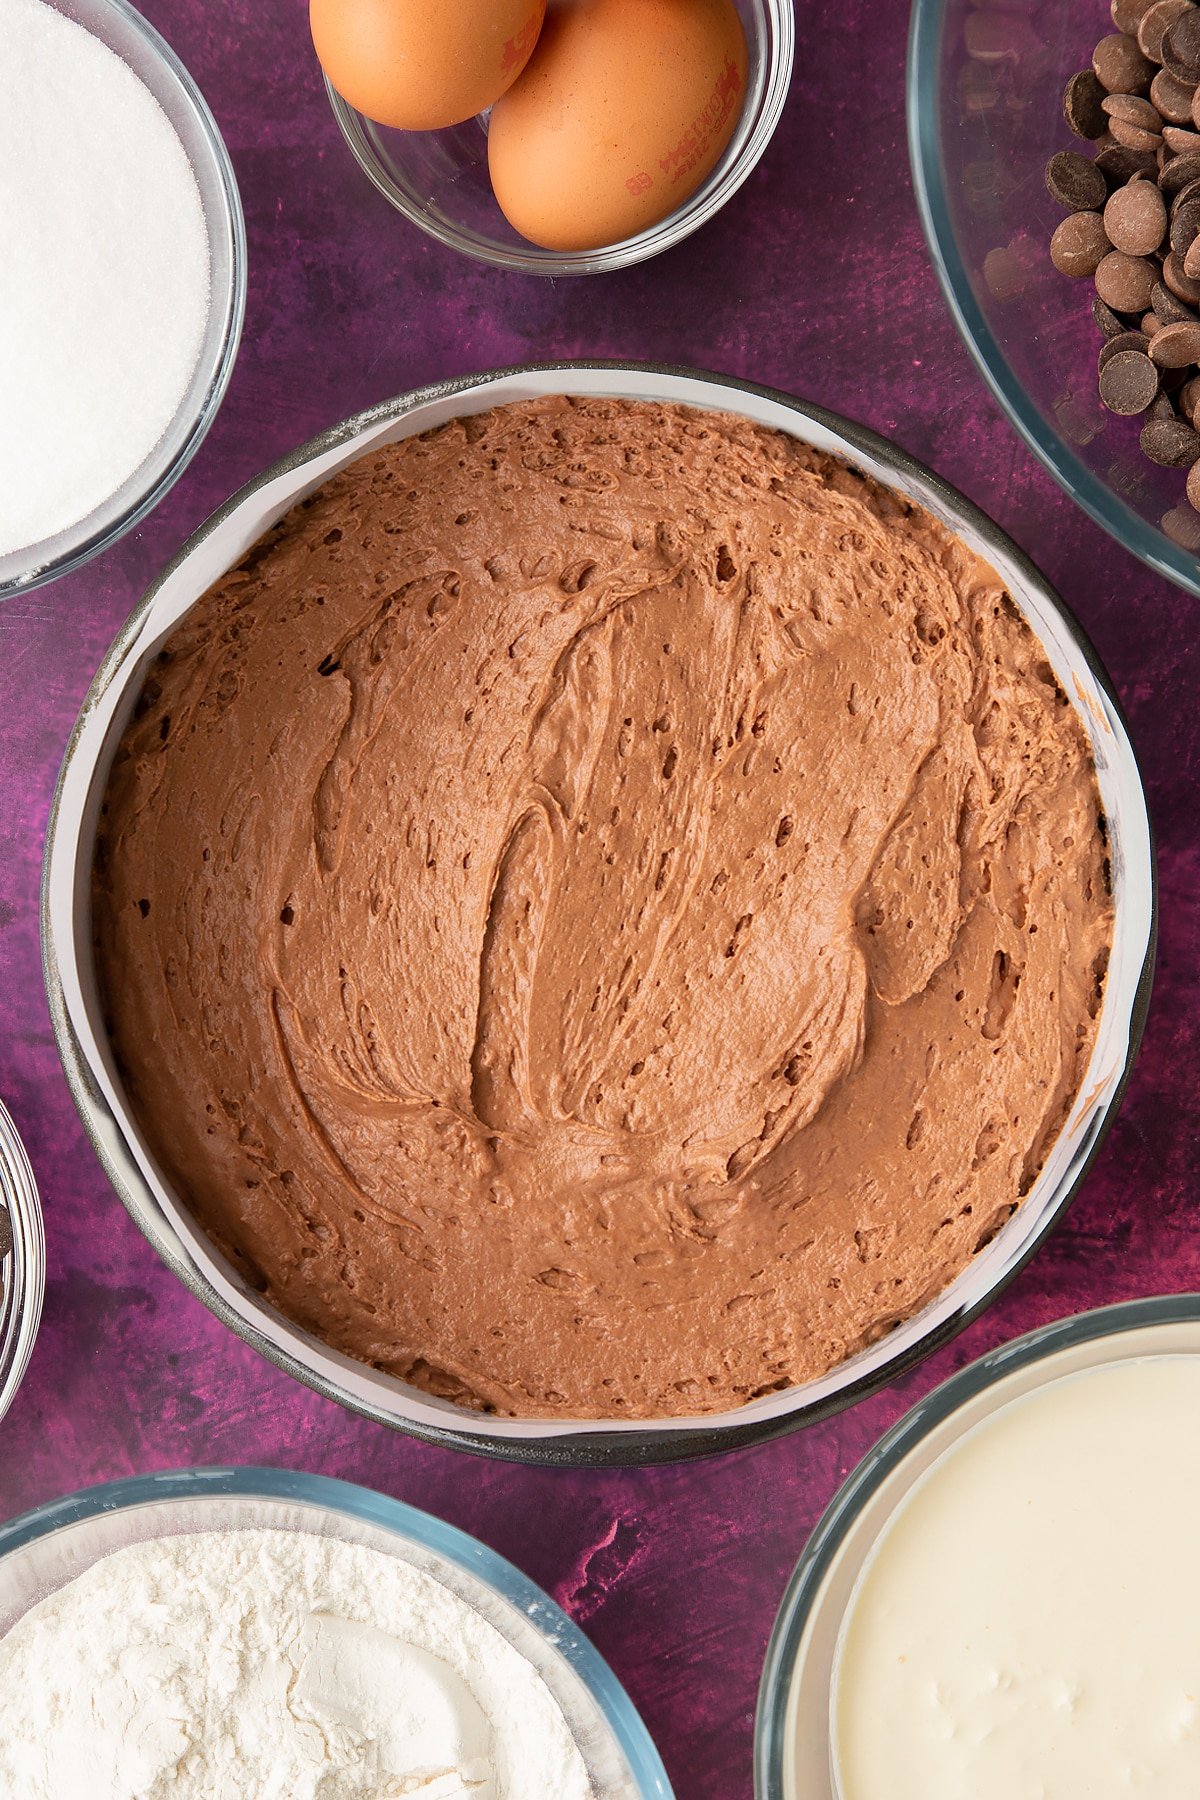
[0, 1528, 593, 1799]
[0, 0, 211, 559]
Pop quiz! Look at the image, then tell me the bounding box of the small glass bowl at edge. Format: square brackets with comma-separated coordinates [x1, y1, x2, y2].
[0, 1099, 44, 1427]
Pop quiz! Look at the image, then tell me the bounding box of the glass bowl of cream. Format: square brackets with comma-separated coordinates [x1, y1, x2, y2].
[0, 0, 245, 599]
[0, 1465, 672, 1798]
[755, 1294, 1200, 1799]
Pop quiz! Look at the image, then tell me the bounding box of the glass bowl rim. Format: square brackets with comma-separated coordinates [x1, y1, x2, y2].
[0, 1463, 674, 1798]
[905, 0, 1200, 598]
[41, 359, 1157, 1467]
[322, 0, 796, 276]
[0, 0, 248, 600]
[0, 1098, 44, 1427]
[752, 1292, 1200, 1799]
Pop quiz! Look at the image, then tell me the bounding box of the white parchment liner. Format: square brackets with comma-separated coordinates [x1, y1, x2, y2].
[43, 365, 1155, 1451]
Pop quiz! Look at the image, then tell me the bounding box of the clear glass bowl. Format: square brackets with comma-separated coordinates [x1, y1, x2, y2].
[324, 0, 794, 275]
[0, 1099, 43, 1427]
[0, 0, 246, 600]
[0, 1466, 673, 1799]
[908, 0, 1200, 595]
[753, 1294, 1200, 1799]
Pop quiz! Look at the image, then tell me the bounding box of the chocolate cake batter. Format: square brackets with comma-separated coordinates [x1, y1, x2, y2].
[93, 399, 1113, 1419]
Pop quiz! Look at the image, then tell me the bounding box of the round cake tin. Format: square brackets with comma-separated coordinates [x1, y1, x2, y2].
[907, 0, 1200, 595]
[0, 0, 246, 600]
[0, 1099, 44, 1428]
[0, 1465, 672, 1799]
[754, 1293, 1200, 1800]
[42, 360, 1156, 1464]
[325, 0, 794, 275]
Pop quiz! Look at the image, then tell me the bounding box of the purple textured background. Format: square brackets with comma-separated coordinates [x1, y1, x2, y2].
[0, 4, 1195, 1795]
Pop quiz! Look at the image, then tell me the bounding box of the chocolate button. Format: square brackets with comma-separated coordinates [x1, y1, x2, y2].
[1152, 67, 1197, 120]
[1160, 149, 1200, 192]
[1169, 192, 1200, 249]
[1170, 176, 1200, 209]
[1140, 414, 1200, 459]
[1105, 178, 1168, 250]
[1103, 92, 1164, 128]
[1046, 150, 1109, 211]
[1139, 0, 1193, 64]
[1164, 247, 1200, 298]
[1113, 0, 1157, 31]
[1107, 116, 1163, 150]
[1187, 456, 1200, 504]
[1099, 347, 1162, 410]
[1163, 8, 1200, 80]
[1097, 144, 1159, 184]
[1094, 291, 1129, 335]
[1152, 276, 1200, 319]
[1099, 329, 1153, 367]
[1052, 211, 1112, 277]
[1094, 246, 1160, 307]
[1065, 69, 1110, 138]
[1095, 31, 1156, 92]
[1096, 142, 1161, 182]
[1150, 317, 1200, 361]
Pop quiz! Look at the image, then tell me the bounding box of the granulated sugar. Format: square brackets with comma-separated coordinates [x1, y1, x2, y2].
[0, 0, 211, 561]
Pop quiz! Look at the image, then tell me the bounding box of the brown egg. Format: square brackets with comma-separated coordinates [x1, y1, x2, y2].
[487, 0, 749, 252]
[310, 0, 546, 132]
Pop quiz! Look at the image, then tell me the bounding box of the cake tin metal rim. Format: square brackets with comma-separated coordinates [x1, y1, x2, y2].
[0, 1464, 674, 1800]
[752, 1292, 1200, 1800]
[906, 0, 1200, 598]
[0, 0, 247, 600]
[322, 0, 795, 277]
[0, 1099, 45, 1427]
[42, 358, 1157, 1466]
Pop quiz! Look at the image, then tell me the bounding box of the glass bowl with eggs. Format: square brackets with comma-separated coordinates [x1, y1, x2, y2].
[315, 0, 795, 274]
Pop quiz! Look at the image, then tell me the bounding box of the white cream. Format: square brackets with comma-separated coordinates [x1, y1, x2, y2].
[834, 1356, 1200, 1800]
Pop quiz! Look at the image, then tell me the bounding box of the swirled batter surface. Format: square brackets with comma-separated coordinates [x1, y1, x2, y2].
[93, 398, 1113, 1418]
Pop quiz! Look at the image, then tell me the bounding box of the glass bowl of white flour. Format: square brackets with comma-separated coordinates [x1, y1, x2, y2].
[0, 1465, 673, 1799]
[0, 0, 245, 599]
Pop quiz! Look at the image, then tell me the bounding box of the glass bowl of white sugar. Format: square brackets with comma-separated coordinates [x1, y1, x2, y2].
[0, 0, 245, 599]
[0, 1466, 673, 1798]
